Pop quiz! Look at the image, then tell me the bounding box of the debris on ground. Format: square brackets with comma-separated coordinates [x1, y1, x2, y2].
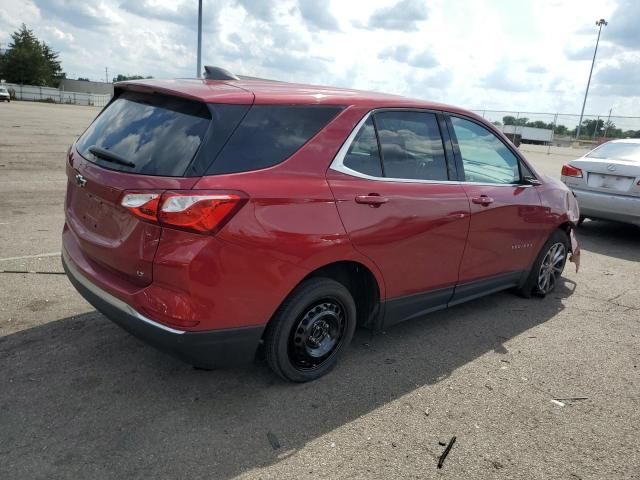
[550, 399, 566, 407]
[266, 431, 281, 450]
[437, 436, 456, 469]
[0, 270, 65, 275]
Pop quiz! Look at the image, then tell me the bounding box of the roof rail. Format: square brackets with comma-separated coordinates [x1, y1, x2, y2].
[203, 66, 239, 81]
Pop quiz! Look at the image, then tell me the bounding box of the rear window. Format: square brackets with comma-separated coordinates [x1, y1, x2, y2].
[207, 105, 343, 174]
[587, 142, 640, 162]
[76, 92, 211, 176]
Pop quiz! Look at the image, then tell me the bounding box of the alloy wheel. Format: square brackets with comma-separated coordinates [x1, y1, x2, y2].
[537, 242, 567, 294]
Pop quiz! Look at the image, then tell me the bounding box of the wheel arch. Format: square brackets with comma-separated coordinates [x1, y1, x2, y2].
[266, 259, 384, 333]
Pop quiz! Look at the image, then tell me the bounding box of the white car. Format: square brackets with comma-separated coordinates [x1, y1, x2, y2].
[561, 139, 640, 226]
[0, 86, 10, 102]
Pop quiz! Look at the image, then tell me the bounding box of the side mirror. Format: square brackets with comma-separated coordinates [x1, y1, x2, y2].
[522, 176, 542, 186]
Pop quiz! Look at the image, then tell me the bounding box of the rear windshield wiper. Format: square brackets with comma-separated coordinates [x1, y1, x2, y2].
[88, 146, 136, 168]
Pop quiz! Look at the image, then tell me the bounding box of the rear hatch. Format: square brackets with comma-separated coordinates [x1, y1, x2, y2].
[65, 88, 250, 287]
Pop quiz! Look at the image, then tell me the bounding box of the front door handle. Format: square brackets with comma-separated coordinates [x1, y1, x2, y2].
[471, 195, 494, 206]
[355, 194, 389, 207]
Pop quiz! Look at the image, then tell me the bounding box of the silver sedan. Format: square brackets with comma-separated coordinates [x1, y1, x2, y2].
[561, 139, 640, 226]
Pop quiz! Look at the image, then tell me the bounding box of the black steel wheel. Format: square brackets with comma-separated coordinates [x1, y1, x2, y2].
[289, 299, 346, 370]
[264, 277, 356, 382]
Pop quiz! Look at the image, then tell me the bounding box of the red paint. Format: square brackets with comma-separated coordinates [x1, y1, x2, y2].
[457, 184, 546, 282]
[63, 78, 579, 334]
[326, 170, 470, 297]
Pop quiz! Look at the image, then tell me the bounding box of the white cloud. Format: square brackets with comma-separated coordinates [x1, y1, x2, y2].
[0, 0, 637, 117]
[366, 0, 429, 31]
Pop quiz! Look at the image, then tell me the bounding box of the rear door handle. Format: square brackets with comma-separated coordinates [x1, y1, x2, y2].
[355, 194, 389, 207]
[471, 195, 494, 206]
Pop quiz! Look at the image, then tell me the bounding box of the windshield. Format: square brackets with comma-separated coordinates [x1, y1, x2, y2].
[587, 142, 640, 162]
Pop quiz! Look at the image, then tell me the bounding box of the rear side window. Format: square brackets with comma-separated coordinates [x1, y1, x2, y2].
[374, 111, 448, 181]
[343, 117, 383, 177]
[76, 92, 211, 176]
[208, 105, 342, 174]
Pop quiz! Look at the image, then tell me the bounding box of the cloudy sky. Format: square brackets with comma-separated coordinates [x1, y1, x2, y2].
[1, 0, 639, 119]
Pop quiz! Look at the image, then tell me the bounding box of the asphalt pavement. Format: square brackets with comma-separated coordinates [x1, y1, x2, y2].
[1, 101, 638, 479]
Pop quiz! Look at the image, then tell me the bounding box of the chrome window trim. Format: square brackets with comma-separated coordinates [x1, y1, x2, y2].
[329, 108, 534, 188]
[62, 249, 186, 335]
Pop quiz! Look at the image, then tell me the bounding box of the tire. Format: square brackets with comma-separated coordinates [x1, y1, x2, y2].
[263, 277, 357, 382]
[517, 229, 570, 298]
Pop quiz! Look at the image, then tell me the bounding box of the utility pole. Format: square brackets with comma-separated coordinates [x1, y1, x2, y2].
[576, 18, 608, 139]
[197, 0, 202, 78]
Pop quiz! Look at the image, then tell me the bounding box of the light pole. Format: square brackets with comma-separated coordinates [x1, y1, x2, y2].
[197, 0, 202, 78]
[576, 18, 607, 139]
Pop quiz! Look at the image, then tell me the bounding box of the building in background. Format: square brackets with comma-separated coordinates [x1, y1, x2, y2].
[501, 125, 554, 146]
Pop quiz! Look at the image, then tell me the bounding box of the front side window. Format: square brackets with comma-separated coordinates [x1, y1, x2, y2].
[374, 111, 448, 181]
[450, 116, 520, 184]
[343, 117, 383, 177]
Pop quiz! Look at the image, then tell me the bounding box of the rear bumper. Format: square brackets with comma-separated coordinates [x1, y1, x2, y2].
[62, 249, 264, 368]
[571, 188, 640, 225]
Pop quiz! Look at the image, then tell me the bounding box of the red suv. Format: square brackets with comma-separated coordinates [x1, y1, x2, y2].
[63, 68, 580, 382]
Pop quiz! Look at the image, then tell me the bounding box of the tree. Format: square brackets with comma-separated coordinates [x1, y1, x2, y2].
[0, 24, 64, 86]
[526, 120, 550, 129]
[502, 115, 529, 126]
[77, 77, 90, 81]
[622, 130, 640, 139]
[576, 119, 605, 138]
[112, 74, 153, 82]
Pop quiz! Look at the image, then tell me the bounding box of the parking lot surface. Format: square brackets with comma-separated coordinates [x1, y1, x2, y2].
[1, 101, 639, 479]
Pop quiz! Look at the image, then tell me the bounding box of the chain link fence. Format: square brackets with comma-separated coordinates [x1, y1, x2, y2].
[2, 83, 111, 107]
[472, 110, 640, 152]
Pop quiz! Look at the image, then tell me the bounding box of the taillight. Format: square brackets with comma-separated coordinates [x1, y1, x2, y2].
[120, 190, 245, 234]
[158, 192, 243, 233]
[561, 164, 583, 178]
[121, 192, 160, 222]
